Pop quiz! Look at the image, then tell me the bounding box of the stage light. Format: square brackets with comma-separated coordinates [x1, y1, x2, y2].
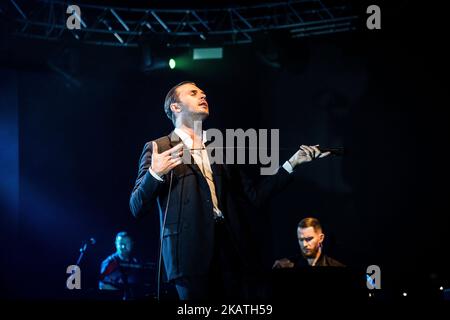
[193, 47, 223, 60]
[169, 58, 176, 69]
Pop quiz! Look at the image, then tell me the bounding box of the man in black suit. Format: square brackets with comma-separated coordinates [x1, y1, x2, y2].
[129, 81, 330, 300]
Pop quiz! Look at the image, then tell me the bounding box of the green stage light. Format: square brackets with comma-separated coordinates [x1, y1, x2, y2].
[169, 58, 176, 69]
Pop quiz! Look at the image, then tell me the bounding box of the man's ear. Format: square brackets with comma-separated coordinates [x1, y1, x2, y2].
[170, 102, 181, 114]
[319, 233, 325, 245]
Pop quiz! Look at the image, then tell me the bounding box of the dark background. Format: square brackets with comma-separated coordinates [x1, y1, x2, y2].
[1, 0, 449, 299]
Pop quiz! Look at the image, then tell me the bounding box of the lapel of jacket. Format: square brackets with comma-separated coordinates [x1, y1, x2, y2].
[168, 131, 223, 200]
[167, 131, 203, 179]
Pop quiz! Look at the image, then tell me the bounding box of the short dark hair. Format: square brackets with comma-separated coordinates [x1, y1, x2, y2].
[164, 81, 196, 125]
[298, 217, 322, 232]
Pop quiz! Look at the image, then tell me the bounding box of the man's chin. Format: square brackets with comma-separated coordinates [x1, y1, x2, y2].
[195, 112, 209, 120]
[301, 251, 315, 258]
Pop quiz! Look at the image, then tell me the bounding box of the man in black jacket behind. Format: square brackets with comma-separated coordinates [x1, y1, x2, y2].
[130, 81, 330, 300]
[272, 217, 345, 269]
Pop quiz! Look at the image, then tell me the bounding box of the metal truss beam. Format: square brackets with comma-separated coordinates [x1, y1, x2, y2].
[4, 0, 359, 47]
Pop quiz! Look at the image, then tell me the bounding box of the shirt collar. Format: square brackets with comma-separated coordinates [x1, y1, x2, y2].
[174, 127, 207, 149]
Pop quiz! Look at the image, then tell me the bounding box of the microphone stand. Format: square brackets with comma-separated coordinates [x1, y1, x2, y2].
[76, 242, 88, 266]
[75, 238, 95, 266]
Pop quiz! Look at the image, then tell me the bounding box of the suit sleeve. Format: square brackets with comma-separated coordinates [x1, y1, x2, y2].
[129, 142, 164, 218]
[232, 165, 295, 209]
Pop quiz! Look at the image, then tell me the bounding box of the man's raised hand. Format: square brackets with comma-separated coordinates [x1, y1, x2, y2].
[288, 144, 331, 168]
[150, 142, 184, 176]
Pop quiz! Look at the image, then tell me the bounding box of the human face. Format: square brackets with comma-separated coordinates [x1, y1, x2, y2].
[173, 83, 209, 121]
[115, 236, 133, 259]
[297, 227, 324, 258]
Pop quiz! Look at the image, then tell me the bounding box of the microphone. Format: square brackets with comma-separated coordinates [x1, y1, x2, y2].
[76, 237, 96, 265]
[317, 147, 345, 156]
[80, 237, 96, 252]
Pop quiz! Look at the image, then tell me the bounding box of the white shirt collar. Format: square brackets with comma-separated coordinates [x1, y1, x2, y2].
[174, 127, 207, 149]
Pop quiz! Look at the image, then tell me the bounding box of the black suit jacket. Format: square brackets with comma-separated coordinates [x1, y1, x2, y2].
[130, 132, 294, 281]
[291, 253, 345, 267]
